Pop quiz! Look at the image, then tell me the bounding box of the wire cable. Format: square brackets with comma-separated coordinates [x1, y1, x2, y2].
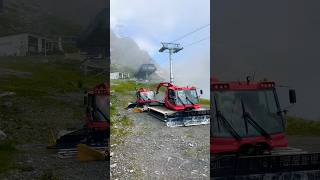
[170, 24, 210, 43]
[184, 36, 210, 48]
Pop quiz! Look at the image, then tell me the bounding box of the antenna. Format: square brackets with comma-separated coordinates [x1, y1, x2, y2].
[159, 42, 183, 84]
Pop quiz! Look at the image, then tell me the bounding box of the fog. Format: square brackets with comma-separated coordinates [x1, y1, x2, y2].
[110, 30, 166, 81]
[213, 0, 320, 120]
[166, 49, 210, 99]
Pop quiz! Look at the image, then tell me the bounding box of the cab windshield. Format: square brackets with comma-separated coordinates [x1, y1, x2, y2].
[138, 91, 155, 100]
[88, 95, 109, 121]
[212, 89, 284, 138]
[175, 89, 199, 105]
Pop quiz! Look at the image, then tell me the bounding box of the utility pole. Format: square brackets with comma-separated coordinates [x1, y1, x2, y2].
[159, 42, 183, 84]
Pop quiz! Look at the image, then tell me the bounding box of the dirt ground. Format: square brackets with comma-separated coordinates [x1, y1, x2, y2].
[110, 107, 210, 179]
[0, 58, 108, 179]
[0, 144, 109, 180]
[0, 91, 109, 180]
[287, 136, 320, 152]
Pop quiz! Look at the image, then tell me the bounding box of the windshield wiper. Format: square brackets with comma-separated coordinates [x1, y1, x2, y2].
[177, 96, 186, 106]
[214, 97, 241, 141]
[185, 96, 194, 105]
[96, 107, 109, 121]
[140, 95, 151, 101]
[240, 99, 271, 139]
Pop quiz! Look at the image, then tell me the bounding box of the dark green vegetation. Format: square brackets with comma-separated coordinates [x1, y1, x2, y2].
[199, 98, 210, 106]
[0, 141, 16, 173]
[0, 56, 105, 173]
[286, 116, 320, 136]
[0, 0, 82, 37]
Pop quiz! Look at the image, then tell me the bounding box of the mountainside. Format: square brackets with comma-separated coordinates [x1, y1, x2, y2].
[0, 0, 84, 37]
[110, 30, 166, 81]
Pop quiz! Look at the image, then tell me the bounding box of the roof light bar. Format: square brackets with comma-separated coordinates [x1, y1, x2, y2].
[212, 83, 230, 90]
[260, 82, 275, 88]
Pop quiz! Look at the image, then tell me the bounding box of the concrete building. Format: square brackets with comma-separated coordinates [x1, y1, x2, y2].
[0, 33, 60, 56]
[110, 72, 130, 80]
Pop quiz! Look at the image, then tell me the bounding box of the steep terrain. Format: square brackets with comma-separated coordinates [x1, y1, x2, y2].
[0, 56, 108, 179]
[0, 0, 82, 37]
[110, 30, 166, 81]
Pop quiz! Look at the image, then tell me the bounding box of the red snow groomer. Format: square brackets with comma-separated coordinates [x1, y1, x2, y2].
[50, 83, 109, 150]
[127, 88, 160, 109]
[211, 77, 320, 178]
[148, 82, 210, 127]
[135, 88, 159, 106]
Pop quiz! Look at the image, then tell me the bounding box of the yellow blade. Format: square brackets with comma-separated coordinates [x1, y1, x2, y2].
[77, 144, 105, 162]
[133, 108, 143, 113]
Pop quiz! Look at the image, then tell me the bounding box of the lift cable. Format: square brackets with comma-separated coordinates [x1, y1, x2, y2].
[170, 23, 210, 43]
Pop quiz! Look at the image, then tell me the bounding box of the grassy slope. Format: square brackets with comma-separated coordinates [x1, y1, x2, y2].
[110, 80, 156, 145]
[0, 56, 105, 173]
[110, 80, 210, 144]
[0, 2, 82, 37]
[286, 116, 320, 136]
[199, 98, 210, 106]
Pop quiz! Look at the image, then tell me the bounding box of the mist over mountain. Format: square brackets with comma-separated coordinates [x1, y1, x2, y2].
[213, 0, 320, 120]
[35, 0, 107, 27]
[110, 30, 166, 81]
[0, 0, 107, 36]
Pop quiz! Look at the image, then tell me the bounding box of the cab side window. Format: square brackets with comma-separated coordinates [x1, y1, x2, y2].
[168, 90, 176, 104]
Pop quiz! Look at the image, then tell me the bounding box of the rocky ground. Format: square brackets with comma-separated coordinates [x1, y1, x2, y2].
[287, 136, 320, 152]
[0, 57, 108, 179]
[0, 144, 108, 180]
[110, 81, 210, 180]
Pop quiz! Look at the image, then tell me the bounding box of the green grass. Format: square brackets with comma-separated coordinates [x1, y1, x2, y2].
[199, 98, 210, 106]
[0, 141, 16, 174]
[286, 116, 320, 136]
[110, 80, 142, 145]
[111, 80, 137, 93]
[0, 56, 106, 143]
[0, 3, 82, 37]
[120, 116, 134, 127]
[110, 116, 134, 145]
[111, 79, 157, 94]
[0, 56, 104, 97]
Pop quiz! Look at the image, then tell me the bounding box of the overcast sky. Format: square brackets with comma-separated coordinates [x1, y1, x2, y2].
[111, 0, 210, 99]
[213, 0, 320, 120]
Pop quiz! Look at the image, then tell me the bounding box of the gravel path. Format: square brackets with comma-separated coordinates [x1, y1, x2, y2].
[287, 136, 320, 152]
[111, 109, 210, 179]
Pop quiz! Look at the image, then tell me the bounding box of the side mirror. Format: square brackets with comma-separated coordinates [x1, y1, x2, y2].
[200, 90, 203, 95]
[289, 89, 296, 104]
[168, 91, 175, 99]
